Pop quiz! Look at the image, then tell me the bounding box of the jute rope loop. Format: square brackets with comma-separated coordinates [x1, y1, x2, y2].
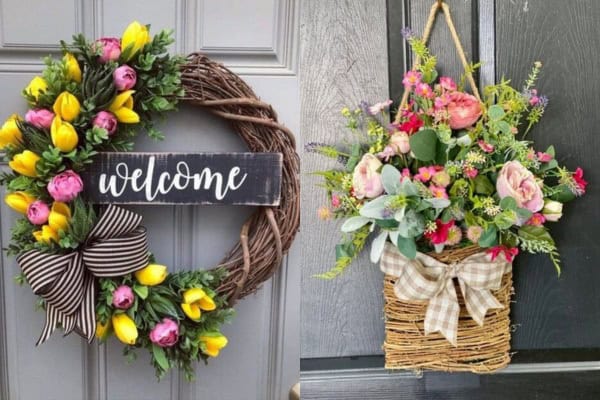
[396, 0, 481, 122]
[179, 54, 300, 306]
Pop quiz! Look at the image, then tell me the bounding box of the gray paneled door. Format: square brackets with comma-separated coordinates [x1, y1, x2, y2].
[0, 1, 299, 399]
[301, 0, 600, 399]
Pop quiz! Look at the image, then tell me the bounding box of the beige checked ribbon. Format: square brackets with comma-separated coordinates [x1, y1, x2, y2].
[380, 243, 511, 346]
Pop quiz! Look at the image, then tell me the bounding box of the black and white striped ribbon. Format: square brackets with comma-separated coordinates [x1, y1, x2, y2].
[17, 205, 149, 345]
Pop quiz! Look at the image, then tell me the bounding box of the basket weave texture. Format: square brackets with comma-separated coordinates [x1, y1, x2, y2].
[383, 245, 513, 373]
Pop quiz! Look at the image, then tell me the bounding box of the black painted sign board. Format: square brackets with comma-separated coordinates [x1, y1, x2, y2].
[80, 152, 282, 205]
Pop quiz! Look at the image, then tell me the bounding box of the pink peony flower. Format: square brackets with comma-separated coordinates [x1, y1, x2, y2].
[149, 318, 179, 348]
[47, 170, 83, 202]
[95, 38, 121, 63]
[352, 154, 384, 199]
[92, 111, 118, 135]
[439, 76, 457, 91]
[478, 140, 495, 153]
[112, 285, 134, 309]
[415, 83, 434, 99]
[389, 131, 411, 154]
[27, 200, 49, 225]
[496, 161, 544, 212]
[402, 70, 422, 88]
[25, 109, 54, 129]
[113, 65, 137, 91]
[447, 92, 482, 129]
[425, 219, 455, 245]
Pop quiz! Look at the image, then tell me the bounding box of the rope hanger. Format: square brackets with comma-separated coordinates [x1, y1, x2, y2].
[396, 0, 481, 123]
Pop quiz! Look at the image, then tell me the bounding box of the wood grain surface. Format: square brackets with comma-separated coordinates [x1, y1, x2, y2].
[299, 0, 390, 358]
[495, 0, 600, 350]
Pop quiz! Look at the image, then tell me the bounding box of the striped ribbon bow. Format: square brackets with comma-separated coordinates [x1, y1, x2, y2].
[380, 243, 511, 346]
[17, 205, 149, 345]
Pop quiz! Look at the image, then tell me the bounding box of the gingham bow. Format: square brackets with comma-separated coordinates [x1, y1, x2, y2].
[380, 243, 511, 346]
[17, 205, 149, 345]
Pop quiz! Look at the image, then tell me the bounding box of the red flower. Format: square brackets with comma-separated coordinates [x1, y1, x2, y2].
[424, 219, 455, 245]
[487, 246, 519, 263]
[573, 167, 588, 194]
[398, 113, 423, 134]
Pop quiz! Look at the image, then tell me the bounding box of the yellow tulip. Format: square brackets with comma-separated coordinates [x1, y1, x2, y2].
[4, 191, 35, 214]
[121, 21, 151, 61]
[0, 115, 23, 148]
[48, 202, 71, 232]
[53, 91, 81, 122]
[9, 150, 40, 177]
[181, 288, 217, 321]
[96, 319, 111, 340]
[51, 116, 79, 152]
[134, 264, 168, 286]
[112, 313, 138, 345]
[199, 333, 228, 357]
[33, 225, 59, 244]
[25, 76, 48, 100]
[63, 53, 82, 83]
[108, 90, 140, 123]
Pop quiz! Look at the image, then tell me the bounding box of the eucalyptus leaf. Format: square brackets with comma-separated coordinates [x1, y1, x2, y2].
[398, 179, 419, 197]
[456, 133, 472, 147]
[398, 209, 425, 238]
[488, 105, 505, 120]
[516, 207, 533, 221]
[370, 231, 388, 263]
[478, 226, 498, 248]
[424, 197, 451, 209]
[409, 128, 438, 161]
[499, 196, 517, 211]
[341, 216, 371, 233]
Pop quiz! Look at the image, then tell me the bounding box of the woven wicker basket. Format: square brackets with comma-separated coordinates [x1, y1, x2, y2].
[383, 245, 513, 373]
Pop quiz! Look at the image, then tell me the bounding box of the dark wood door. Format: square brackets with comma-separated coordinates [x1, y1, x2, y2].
[301, 0, 600, 398]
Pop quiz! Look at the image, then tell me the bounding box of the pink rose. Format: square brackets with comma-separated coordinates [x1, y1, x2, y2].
[112, 285, 134, 309]
[27, 200, 49, 225]
[447, 92, 482, 129]
[25, 109, 54, 129]
[149, 318, 179, 348]
[389, 131, 411, 154]
[496, 161, 544, 212]
[92, 111, 118, 135]
[47, 170, 83, 202]
[113, 65, 137, 91]
[352, 154, 384, 199]
[95, 37, 121, 63]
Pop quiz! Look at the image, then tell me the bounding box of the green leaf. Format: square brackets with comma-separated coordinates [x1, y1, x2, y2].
[381, 165, 402, 194]
[499, 196, 517, 211]
[409, 129, 438, 161]
[473, 175, 494, 195]
[152, 344, 169, 371]
[359, 195, 391, 219]
[397, 236, 417, 259]
[370, 231, 388, 263]
[488, 105, 505, 121]
[516, 207, 533, 221]
[478, 226, 498, 248]
[133, 284, 149, 300]
[518, 225, 554, 244]
[494, 210, 517, 230]
[375, 219, 399, 229]
[550, 184, 576, 203]
[545, 145, 555, 158]
[341, 216, 371, 233]
[497, 121, 512, 135]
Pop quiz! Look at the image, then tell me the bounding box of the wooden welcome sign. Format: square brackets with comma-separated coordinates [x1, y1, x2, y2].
[80, 152, 283, 206]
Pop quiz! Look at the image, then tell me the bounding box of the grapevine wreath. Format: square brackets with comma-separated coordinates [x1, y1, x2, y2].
[0, 22, 299, 379]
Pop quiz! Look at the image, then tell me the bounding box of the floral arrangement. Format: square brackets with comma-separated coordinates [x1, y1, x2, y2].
[310, 34, 587, 279]
[0, 22, 233, 380]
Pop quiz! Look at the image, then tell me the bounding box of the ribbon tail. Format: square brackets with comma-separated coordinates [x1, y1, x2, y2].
[74, 274, 97, 343]
[36, 304, 60, 346]
[459, 281, 503, 326]
[424, 280, 460, 346]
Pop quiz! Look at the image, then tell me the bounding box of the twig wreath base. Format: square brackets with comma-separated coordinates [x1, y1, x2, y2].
[179, 53, 300, 305]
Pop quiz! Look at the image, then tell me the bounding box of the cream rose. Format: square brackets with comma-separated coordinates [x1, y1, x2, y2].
[496, 161, 544, 212]
[352, 154, 384, 199]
